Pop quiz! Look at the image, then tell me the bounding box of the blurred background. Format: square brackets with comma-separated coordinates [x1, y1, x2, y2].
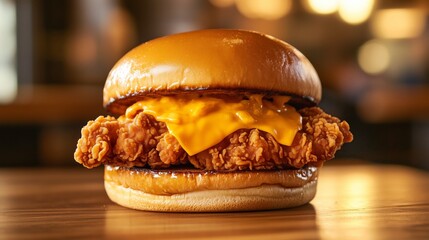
[0, 0, 428, 169]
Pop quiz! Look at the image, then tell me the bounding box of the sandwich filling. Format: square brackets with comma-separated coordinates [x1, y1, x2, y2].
[74, 95, 353, 171]
[124, 95, 300, 156]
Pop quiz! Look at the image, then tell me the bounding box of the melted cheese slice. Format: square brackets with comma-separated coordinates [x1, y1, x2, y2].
[125, 95, 302, 156]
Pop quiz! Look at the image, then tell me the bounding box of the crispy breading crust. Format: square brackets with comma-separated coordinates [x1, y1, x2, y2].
[74, 107, 353, 170]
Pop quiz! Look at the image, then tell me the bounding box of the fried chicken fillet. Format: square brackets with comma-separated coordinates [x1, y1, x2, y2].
[74, 106, 353, 171]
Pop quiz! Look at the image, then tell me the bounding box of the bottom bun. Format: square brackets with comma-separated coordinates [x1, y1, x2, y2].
[104, 165, 319, 212]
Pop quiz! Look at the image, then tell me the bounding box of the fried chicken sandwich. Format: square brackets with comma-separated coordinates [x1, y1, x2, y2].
[74, 29, 353, 212]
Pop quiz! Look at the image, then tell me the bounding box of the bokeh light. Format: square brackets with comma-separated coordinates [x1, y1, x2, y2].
[371, 8, 426, 39]
[0, 0, 17, 103]
[358, 39, 390, 75]
[305, 0, 339, 14]
[338, 0, 374, 25]
[235, 0, 292, 20]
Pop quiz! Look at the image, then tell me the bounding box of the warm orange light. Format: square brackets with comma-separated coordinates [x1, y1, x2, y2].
[315, 170, 377, 239]
[305, 0, 339, 15]
[235, 0, 292, 20]
[371, 8, 426, 39]
[338, 0, 374, 25]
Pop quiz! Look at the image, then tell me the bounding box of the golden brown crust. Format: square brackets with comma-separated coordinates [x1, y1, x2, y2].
[104, 164, 319, 212]
[103, 29, 321, 115]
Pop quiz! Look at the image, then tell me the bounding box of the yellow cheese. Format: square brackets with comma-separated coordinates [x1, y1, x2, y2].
[125, 95, 301, 156]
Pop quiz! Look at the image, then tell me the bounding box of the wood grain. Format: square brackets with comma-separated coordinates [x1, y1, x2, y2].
[0, 162, 428, 239]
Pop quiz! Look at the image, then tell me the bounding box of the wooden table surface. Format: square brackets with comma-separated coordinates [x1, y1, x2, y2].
[1, 162, 428, 239]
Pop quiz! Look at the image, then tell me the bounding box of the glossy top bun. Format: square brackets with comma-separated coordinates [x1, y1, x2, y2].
[104, 29, 321, 115]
